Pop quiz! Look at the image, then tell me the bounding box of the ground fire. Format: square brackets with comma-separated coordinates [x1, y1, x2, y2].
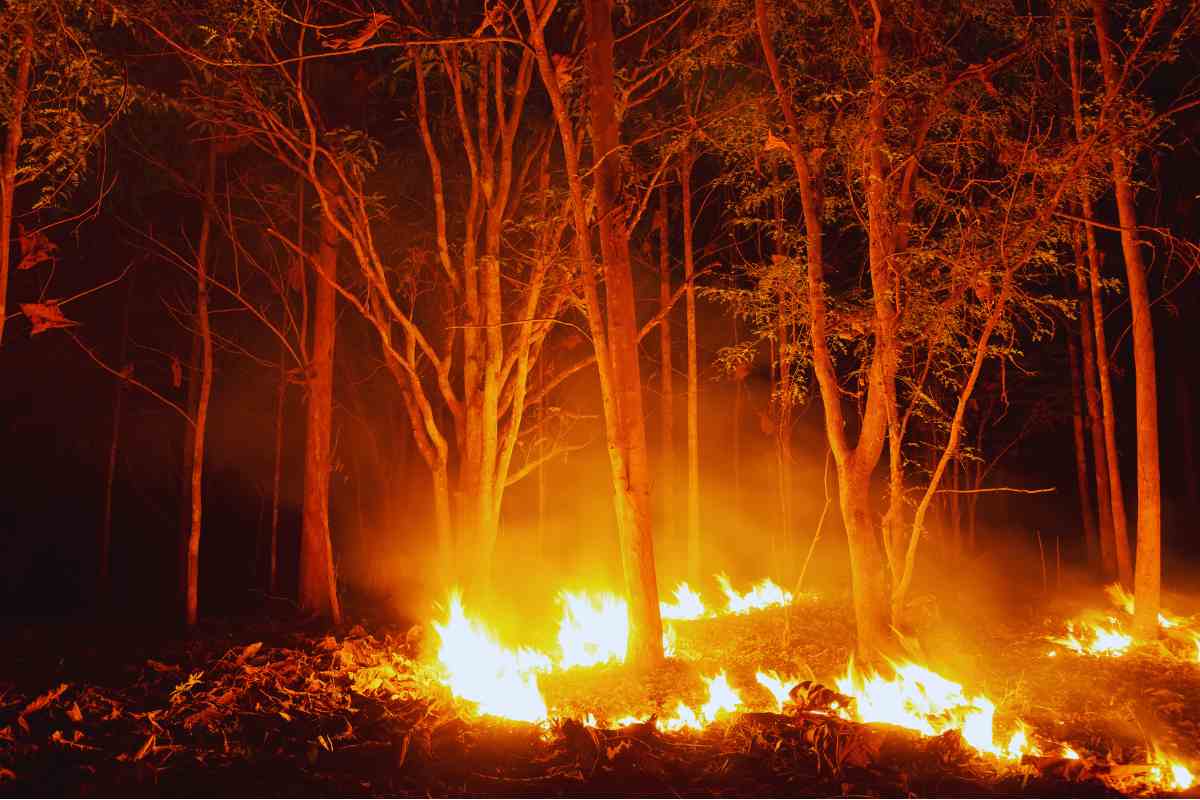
[3, 0, 1200, 796]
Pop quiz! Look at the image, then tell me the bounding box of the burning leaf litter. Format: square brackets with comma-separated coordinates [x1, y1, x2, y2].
[1049, 584, 1200, 661]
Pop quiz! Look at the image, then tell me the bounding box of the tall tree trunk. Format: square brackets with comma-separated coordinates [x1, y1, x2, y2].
[1067, 24, 1129, 582]
[525, 0, 664, 665]
[1067, 316, 1099, 564]
[585, 0, 663, 663]
[0, 20, 33, 348]
[657, 185, 675, 547]
[1075, 230, 1114, 570]
[1091, 0, 1160, 636]
[269, 343, 286, 595]
[100, 274, 134, 601]
[185, 145, 217, 628]
[680, 151, 701, 583]
[299, 198, 342, 623]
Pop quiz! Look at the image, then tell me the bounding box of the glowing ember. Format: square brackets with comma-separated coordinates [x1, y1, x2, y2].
[718, 574, 793, 614]
[432, 593, 551, 722]
[755, 670, 799, 711]
[836, 660, 1027, 760]
[1062, 745, 1080, 760]
[557, 590, 629, 669]
[660, 582, 709, 620]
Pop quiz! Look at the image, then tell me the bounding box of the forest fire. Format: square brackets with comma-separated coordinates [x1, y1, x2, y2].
[1049, 584, 1200, 660]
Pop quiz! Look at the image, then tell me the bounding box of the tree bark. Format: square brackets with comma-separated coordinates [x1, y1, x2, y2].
[584, 0, 663, 665]
[680, 150, 702, 583]
[1067, 311, 1099, 564]
[1091, 0, 1161, 636]
[1067, 23, 1129, 582]
[298, 191, 342, 623]
[0, 20, 33, 348]
[1075, 230, 1114, 570]
[185, 145, 217, 628]
[658, 184, 675, 547]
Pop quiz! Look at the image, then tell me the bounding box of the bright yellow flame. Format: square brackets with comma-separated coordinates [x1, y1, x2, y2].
[755, 670, 797, 711]
[717, 574, 793, 614]
[660, 582, 708, 620]
[700, 671, 741, 722]
[556, 590, 629, 669]
[1062, 746, 1080, 760]
[1169, 762, 1194, 790]
[836, 661, 1027, 760]
[432, 593, 551, 722]
[1050, 619, 1133, 656]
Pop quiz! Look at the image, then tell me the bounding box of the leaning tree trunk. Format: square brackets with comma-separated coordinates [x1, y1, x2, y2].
[185, 145, 217, 628]
[0, 20, 33, 348]
[298, 202, 342, 623]
[1091, 0, 1160, 636]
[680, 151, 702, 583]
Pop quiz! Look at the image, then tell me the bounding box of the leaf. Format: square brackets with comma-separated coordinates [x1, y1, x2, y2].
[21, 683, 69, 717]
[764, 130, 790, 153]
[236, 642, 263, 665]
[16, 225, 57, 271]
[20, 302, 78, 336]
[171, 356, 182, 389]
[66, 703, 83, 723]
[322, 13, 390, 50]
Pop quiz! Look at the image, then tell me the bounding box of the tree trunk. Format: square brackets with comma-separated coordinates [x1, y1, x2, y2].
[1075, 231, 1114, 570]
[0, 20, 33, 348]
[1091, 0, 1160, 636]
[1067, 316, 1099, 564]
[1068, 16, 1130, 583]
[840, 465, 893, 658]
[185, 145, 217, 628]
[269, 343, 286, 595]
[100, 275, 134, 601]
[657, 185, 675, 548]
[585, 0, 663, 665]
[298, 197, 342, 623]
[680, 151, 701, 583]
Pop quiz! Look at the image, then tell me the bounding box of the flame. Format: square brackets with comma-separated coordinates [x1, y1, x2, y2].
[660, 582, 708, 620]
[659, 672, 743, 731]
[1049, 619, 1133, 657]
[1062, 745, 1080, 760]
[836, 660, 1028, 760]
[718, 574, 793, 614]
[432, 593, 551, 722]
[755, 670, 798, 711]
[557, 590, 629, 669]
[1150, 752, 1195, 791]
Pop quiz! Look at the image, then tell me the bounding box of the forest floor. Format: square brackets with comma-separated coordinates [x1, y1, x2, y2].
[2, 585, 1200, 797]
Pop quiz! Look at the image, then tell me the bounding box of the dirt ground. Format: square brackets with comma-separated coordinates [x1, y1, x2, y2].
[2, 584, 1199, 797]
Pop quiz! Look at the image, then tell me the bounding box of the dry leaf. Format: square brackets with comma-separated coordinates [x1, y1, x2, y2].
[20, 302, 78, 336]
[322, 12, 389, 50]
[236, 642, 263, 665]
[16, 225, 57, 271]
[171, 356, 182, 389]
[66, 703, 83, 723]
[764, 130, 790, 153]
[133, 733, 155, 761]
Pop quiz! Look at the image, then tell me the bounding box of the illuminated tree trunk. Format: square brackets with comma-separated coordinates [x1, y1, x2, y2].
[298, 203, 341, 623]
[1091, 0, 1160, 636]
[1074, 232, 1112, 567]
[185, 145, 216, 628]
[586, 0, 663, 664]
[1067, 25, 1128, 582]
[525, 0, 663, 664]
[658, 185, 675, 547]
[756, 0, 892, 658]
[1067, 312, 1099, 564]
[0, 20, 32, 348]
[680, 150, 701, 582]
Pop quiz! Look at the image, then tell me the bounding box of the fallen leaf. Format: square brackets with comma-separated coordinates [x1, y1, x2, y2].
[20, 302, 77, 335]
